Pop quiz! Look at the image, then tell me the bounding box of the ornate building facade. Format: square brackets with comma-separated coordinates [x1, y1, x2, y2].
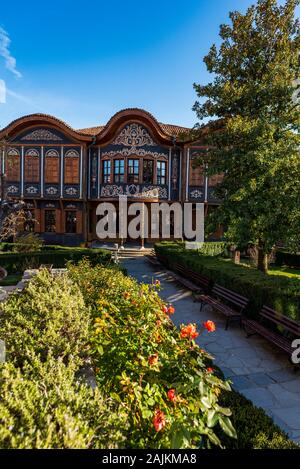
[0, 109, 223, 245]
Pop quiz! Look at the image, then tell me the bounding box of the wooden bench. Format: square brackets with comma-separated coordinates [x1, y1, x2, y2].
[199, 284, 249, 329]
[172, 262, 210, 294]
[243, 306, 300, 367]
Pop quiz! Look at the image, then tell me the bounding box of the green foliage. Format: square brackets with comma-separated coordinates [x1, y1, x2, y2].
[193, 0, 300, 266]
[218, 390, 299, 449]
[0, 247, 111, 274]
[0, 270, 90, 367]
[155, 242, 300, 321]
[0, 356, 127, 449]
[276, 250, 300, 268]
[68, 259, 236, 449]
[13, 233, 43, 253]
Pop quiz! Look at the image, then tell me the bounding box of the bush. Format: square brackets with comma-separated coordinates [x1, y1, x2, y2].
[276, 250, 300, 269]
[155, 242, 300, 322]
[0, 270, 90, 367]
[0, 247, 111, 274]
[14, 233, 43, 253]
[69, 260, 238, 449]
[0, 356, 127, 449]
[218, 390, 299, 449]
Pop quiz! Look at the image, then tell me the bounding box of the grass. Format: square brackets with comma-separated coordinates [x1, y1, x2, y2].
[268, 266, 300, 279]
[0, 274, 22, 286]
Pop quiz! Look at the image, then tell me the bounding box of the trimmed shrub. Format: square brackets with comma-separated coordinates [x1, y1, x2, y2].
[0, 247, 111, 274]
[0, 356, 127, 449]
[218, 390, 299, 449]
[276, 250, 300, 269]
[155, 242, 300, 321]
[14, 233, 43, 253]
[0, 270, 90, 367]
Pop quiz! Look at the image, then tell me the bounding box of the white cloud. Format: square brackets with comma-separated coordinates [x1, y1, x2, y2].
[0, 27, 22, 78]
[0, 79, 6, 103]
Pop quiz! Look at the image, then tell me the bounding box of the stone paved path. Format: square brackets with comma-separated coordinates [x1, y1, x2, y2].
[121, 257, 300, 443]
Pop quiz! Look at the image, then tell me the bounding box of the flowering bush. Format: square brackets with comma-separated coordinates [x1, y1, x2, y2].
[68, 260, 237, 449]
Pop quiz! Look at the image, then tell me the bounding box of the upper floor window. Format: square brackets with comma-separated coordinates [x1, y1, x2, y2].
[114, 159, 124, 183]
[143, 160, 153, 184]
[209, 173, 224, 186]
[157, 160, 166, 185]
[6, 149, 20, 181]
[25, 149, 39, 182]
[45, 149, 60, 183]
[102, 160, 111, 183]
[128, 159, 139, 184]
[190, 160, 205, 186]
[64, 149, 79, 184]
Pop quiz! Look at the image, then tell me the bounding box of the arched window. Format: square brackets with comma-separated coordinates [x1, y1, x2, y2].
[64, 149, 79, 184]
[45, 149, 60, 183]
[6, 148, 20, 181]
[25, 149, 40, 182]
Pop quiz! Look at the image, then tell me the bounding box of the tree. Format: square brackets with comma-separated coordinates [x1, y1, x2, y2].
[193, 0, 300, 272]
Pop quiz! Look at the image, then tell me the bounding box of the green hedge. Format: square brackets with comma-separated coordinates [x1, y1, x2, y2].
[155, 242, 300, 322]
[0, 248, 111, 274]
[276, 250, 300, 269]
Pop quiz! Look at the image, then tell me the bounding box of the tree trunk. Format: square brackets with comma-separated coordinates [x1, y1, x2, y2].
[233, 250, 240, 264]
[257, 244, 269, 273]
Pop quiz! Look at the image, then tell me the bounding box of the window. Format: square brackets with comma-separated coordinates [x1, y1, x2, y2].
[45, 210, 56, 232]
[143, 160, 153, 183]
[102, 160, 111, 183]
[6, 150, 20, 181]
[25, 150, 39, 182]
[64, 150, 79, 184]
[45, 150, 60, 183]
[114, 159, 124, 183]
[127, 159, 139, 184]
[190, 161, 204, 186]
[157, 161, 166, 185]
[65, 211, 77, 233]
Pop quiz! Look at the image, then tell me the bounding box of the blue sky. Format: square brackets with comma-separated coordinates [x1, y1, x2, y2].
[0, 0, 291, 129]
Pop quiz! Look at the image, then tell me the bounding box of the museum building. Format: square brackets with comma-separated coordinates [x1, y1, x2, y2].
[0, 108, 223, 245]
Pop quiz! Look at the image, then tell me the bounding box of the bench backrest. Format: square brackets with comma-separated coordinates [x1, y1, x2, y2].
[173, 262, 210, 288]
[212, 284, 249, 310]
[260, 306, 300, 337]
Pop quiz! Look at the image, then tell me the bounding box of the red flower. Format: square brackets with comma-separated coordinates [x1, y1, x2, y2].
[123, 291, 130, 299]
[148, 353, 159, 366]
[167, 389, 176, 402]
[167, 305, 175, 315]
[156, 319, 162, 327]
[153, 409, 166, 432]
[203, 320, 216, 332]
[180, 323, 199, 340]
[206, 367, 214, 373]
[162, 305, 168, 314]
[154, 279, 161, 287]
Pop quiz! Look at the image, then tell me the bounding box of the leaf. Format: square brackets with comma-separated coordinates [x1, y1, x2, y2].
[207, 410, 219, 428]
[219, 416, 237, 439]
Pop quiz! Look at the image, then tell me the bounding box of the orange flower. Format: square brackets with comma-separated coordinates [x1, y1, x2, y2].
[162, 305, 168, 314]
[154, 279, 161, 287]
[167, 305, 175, 315]
[156, 319, 162, 327]
[206, 367, 214, 373]
[148, 353, 159, 366]
[167, 389, 176, 402]
[203, 320, 216, 332]
[153, 409, 166, 432]
[123, 292, 130, 299]
[180, 323, 199, 340]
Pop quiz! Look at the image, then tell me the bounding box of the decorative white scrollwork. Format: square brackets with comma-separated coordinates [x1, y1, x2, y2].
[190, 189, 203, 199]
[25, 186, 39, 194]
[7, 185, 18, 194]
[113, 124, 155, 147]
[65, 187, 78, 195]
[45, 149, 59, 157]
[65, 149, 79, 158]
[45, 186, 58, 195]
[21, 129, 62, 141]
[101, 148, 168, 159]
[100, 184, 167, 199]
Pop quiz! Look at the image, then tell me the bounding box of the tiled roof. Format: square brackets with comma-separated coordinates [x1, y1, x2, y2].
[77, 122, 191, 137]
